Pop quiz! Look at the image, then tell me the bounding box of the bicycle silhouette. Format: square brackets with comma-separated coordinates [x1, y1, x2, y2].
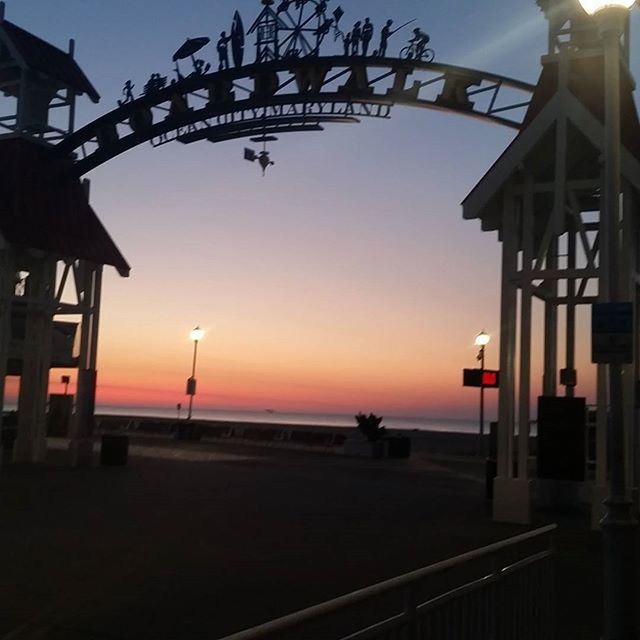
[400, 41, 435, 63]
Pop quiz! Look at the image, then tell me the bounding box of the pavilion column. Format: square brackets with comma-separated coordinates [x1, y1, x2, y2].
[517, 176, 534, 483]
[620, 182, 638, 508]
[542, 259, 559, 399]
[69, 261, 102, 466]
[565, 226, 577, 399]
[594, 169, 612, 527]
[494, 188, 531, 524]
[0, 245, 14, 466]
[542, 90, 568, 401]
[13, 255, 55, 463]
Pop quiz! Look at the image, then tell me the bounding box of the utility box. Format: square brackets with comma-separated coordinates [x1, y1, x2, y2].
[100, 434, 129, 466]
[537, 396, 586, 481]
[47, 394, 73, 437]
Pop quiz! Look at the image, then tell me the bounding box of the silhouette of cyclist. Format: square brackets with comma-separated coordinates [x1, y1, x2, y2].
[409, 27, 430, 58]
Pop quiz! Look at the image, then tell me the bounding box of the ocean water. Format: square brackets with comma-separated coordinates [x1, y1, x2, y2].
[96, 405, 484, 435]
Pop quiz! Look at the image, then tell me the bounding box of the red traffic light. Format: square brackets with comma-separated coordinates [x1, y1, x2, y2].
[482, 370, 498, 387]
[463, 368, 500, 388]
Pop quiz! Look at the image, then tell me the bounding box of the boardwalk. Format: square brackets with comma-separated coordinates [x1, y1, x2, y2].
[0, 437, 600, 639]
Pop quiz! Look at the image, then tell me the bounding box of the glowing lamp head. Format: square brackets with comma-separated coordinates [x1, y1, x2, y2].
[578, 0, 635, 14]
[475, 331, 490, 347]
[190, 326, 204, 342]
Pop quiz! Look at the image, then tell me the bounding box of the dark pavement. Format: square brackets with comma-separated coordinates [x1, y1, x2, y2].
[0, 438, 601, 639]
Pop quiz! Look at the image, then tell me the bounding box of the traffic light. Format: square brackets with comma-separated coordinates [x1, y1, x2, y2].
[463, 368, 500, 388]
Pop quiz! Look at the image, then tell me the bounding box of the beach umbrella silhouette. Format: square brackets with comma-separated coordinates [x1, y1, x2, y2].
[172, 37, 211, 76]
[172, 37, 210, 61]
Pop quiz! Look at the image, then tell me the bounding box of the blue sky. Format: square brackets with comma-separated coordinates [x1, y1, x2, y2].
[6, 1, 640, 417]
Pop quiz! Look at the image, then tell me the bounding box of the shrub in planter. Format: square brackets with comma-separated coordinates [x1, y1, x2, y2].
[355, 412, 387, 442]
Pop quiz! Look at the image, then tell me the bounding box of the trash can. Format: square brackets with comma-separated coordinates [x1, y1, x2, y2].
[485, 458, 497, 500]
[387, 436, 411, 458]
[174, 422, 203, 441]
[2, 411, 18, 452]
[47, 394, 73, 436]
[100, 434, 129, 466]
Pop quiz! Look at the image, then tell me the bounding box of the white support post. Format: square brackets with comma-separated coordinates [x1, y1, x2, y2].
[494, 188, 531, 524]
[89, 265, 102, 371]
[594, 168, 611, 527]
[594, 364, 610, 527]
[69, 261, 96, 466]
[566, 223, 577, 399]
[632, 184, 640, 516]
[0, 246, 14, 467]
[542, 88, 568, 399]
[598, 14, 637, 638]
[542, 240, 558, 397]
[69, 261, 102, 466]
[13, 257, 54, 463]
[518, 175, 534, 483]
[621, 182, 637, 505]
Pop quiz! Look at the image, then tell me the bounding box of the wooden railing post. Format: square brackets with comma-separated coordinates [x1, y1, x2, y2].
[405, 584, 418, 640]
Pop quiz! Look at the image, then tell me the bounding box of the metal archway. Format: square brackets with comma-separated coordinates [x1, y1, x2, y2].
[56, 56, 534, 176]
[1, 0, 544, 471]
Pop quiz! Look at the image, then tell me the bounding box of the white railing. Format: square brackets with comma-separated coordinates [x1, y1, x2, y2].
[217, 524, 556, 640]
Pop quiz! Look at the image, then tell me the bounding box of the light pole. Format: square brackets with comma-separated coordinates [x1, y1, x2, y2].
[186, 326, 204, 420]
[475, 330, 490, 457]
[577, 2, 637, 638]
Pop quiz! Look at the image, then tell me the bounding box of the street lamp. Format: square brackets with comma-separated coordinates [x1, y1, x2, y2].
[186, 326, 204, 420]
[577, 1, 637, 638]
[475, 330, 490, 456]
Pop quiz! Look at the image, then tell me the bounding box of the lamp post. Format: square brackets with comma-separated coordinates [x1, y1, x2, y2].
[186, 326, 204, 420]
[577, 2, 637, 638]
[475, 330, 490, 456]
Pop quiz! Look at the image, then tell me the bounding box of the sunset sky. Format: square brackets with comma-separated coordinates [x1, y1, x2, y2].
[8, 1, 640, 419]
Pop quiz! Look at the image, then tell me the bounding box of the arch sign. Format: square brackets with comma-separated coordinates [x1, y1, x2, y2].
[56, 0, 534, 177]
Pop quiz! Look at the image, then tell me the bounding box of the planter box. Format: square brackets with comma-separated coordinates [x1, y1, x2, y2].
[344, 438, 388, 458]
[385, 436, 411, 459]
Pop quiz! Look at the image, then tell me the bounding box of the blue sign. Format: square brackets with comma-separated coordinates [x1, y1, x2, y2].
[592, 302, 634, 364]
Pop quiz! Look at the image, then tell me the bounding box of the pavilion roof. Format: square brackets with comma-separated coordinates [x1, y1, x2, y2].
[0, 138, 129, 277]
[462, 53, 640, 231]
[0, 19, 100, 102]
[522, 55, 640, 161]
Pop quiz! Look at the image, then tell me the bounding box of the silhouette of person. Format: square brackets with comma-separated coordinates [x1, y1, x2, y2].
[192, 58, 210, 75]
[409, 27, 430, 58]
[144, 73, 167, 95]
[122, 80, 135, 103]
[379, 19, 393, 57]
[361, 18, 373, 56]
[315, 0, 327, 16]
[218, 31, 231, 70]
[343, 32, 352, 56]
[351, 21, 361, 56]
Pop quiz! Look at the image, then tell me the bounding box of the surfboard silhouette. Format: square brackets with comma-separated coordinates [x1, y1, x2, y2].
[231, 11, 244, 67]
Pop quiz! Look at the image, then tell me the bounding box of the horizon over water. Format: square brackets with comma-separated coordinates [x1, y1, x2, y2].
[95, 405, 491, 435]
